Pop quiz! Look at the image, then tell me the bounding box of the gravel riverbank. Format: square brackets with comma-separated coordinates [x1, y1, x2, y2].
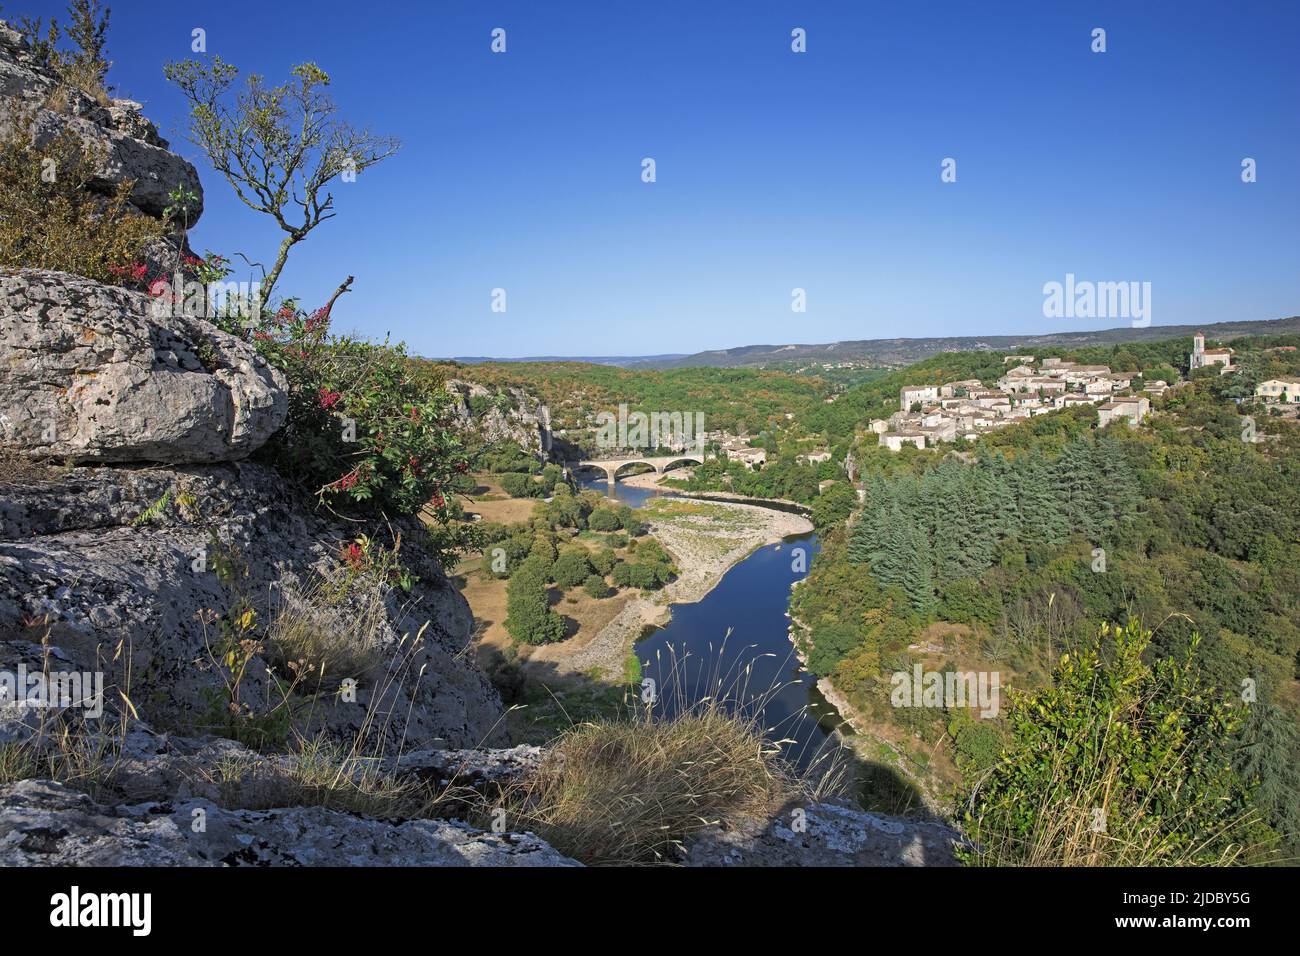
[554, 497, 812, 679]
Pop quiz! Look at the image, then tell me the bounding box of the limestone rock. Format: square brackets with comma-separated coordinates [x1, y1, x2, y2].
[0, 21, 203, 222]
[0, 269, 286, 464]
[448, 379, 552, 459]
[684, 799, 962, 866]
[0, 462, 503, 751]
[0, 779, 578, 866]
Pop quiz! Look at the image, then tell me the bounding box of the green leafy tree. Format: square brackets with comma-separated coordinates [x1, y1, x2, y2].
[590, 548, 618, 576]
[552, 550, 593, 589]
[582, 574, 612, 599]
[504, 555, 566, 645]
[805, 622, 864, 677]
[811, 481, 857, 532]
[500, 472, 537, 498]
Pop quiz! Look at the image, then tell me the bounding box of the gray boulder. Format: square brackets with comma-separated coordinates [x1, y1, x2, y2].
[0, 270, 286, 464]
[685, 799, 962, 866]
[0, 779, 577, 866]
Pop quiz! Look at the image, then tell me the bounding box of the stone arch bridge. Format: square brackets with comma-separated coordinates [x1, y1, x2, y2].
[567, 456, 704, 494]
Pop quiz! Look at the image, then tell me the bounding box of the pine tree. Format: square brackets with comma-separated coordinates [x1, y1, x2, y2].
[1017, 451, 1068, 545]
[900, 517, 936, 616]
[62, 1, 111, 96]
[1056, 435, 1100, 540]
[868, 501, 910, 589]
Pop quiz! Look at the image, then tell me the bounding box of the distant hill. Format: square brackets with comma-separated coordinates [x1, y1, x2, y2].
[449, 354, 687, 368]
[623, 315, 1300, 370]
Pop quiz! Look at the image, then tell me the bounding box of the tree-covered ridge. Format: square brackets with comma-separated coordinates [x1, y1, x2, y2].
[428, 361, 832, 436]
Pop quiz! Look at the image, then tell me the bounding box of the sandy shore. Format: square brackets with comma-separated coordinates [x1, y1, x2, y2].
[551, 493, 812, 680]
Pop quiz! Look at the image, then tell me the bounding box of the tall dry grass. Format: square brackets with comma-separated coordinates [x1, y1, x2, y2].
[480, 634, 849, 865]
[961, 755, 1269, 867]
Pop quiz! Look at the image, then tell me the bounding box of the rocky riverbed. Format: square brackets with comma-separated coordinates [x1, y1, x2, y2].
[556, 497, 812, 679]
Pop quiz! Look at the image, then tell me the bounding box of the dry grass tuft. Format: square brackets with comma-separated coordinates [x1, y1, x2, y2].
[479, 636, 849, 866]
[487, 701, 800, 865]
[0, 448, 70, 485]
[208, 735, 436, 819]
[262, 578, 389, 693]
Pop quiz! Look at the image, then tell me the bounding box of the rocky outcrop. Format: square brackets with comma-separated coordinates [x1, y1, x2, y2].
[685, 799, 962, 867]
[0, 779, 576, 866]
[448, 379, 552, 459]
[0, 461, 502, 751]
[0, 723, 954, 867]
[0, 21, 203, 222]
[0, 270, 286, 464]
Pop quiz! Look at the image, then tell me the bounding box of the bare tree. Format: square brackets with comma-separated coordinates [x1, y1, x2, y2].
[163, 57, 399, 306]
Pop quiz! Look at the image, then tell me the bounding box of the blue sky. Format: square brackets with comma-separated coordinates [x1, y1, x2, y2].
[24, 0, 1300, 357]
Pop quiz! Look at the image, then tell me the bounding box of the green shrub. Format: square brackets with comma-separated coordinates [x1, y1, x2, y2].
[500, 472, 538, 498]
[582, 574, 612, 599]
[805, 622, 863, 677]
[959, 620, 1262, 866]
[811, 481, 857, 532]
[612, 561, 669, 590]
[937, 579, 1003, 628]
[539, 463, 564, 494]
[222, 300, 470, 524]
[590, 548, 618, 576]
[504, 555, 566, 645]
[552, 550, 593, 589]
[588, 508, 621, 532]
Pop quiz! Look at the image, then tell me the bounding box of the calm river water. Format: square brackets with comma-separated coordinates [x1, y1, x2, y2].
[577, 474, 848, 769]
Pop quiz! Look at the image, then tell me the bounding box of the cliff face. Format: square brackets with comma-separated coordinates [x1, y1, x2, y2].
[447, 378, 553, 460]
[0, 277, 502, 751]
[0, 20, 203, 222]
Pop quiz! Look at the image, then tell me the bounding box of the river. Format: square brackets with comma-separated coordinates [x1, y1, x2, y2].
[577, 474, 849, 770]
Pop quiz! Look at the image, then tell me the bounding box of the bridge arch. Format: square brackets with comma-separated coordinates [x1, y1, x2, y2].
[611, 460, 658, 480]
[659, 456, 702, 474]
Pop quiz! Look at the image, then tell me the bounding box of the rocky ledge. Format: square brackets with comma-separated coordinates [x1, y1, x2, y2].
[0, 20, 203, 222]
[0, 779, 576, 867]
[0, 269, 286, 464]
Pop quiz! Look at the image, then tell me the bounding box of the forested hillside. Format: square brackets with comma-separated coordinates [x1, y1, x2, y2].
[793, 344, 1300, 862]
[629, 314, 1300, 370]
[428, 361, 831, 435]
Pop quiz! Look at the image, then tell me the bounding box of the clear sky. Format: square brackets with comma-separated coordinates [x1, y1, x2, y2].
[25, 0, 1300, 357]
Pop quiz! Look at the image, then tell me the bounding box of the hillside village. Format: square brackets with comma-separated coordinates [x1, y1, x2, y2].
[869, 331, 1246, 452]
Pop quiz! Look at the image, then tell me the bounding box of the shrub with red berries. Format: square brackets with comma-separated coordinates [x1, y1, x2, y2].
[220, 296, 470, 526]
